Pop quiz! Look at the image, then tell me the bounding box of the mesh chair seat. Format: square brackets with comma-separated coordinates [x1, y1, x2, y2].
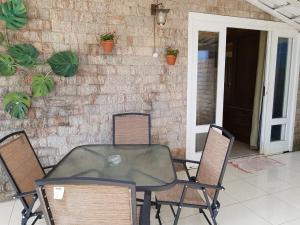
[37, 179, 139, 225]
[113, 113, 151, 145]
[155, 184, 206, 206]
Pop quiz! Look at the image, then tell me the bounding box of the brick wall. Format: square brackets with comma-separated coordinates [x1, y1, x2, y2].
[293, 78, 300, 151]
[0, 0, 273, 201]
[196, 58, 217, 125]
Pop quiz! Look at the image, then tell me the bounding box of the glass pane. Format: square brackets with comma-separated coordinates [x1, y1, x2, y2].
[272, 38, 291, 119]
[195, 132, 208, 152]
[47, 145, 176, 188]
[271, 125, 286, 141]
[196, 31, 218, 125]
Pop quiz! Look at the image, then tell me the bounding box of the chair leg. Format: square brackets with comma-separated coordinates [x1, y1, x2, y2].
[212, 219, 218, 225]
[173, 205, 183, 225]
[21, 216, 28, 225]
[201, 209, 213, 225]
[31, 215, 41, 225]
[155, 204, 162, 225]
[170, 205, 176, 217]
[21, 209, 29, 225]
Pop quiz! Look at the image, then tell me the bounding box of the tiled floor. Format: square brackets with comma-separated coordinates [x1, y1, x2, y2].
[2, 151, 300, 225]
[230, 140, 259, 158]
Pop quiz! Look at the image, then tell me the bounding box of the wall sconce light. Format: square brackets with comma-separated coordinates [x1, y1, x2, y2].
[151, 3, 170, 26]
[151, 3, 170, 57]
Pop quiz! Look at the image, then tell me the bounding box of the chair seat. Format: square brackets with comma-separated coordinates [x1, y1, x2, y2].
[155, 184, 206, 206]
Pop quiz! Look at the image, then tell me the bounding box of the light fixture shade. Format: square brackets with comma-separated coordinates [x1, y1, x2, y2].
[156, 8, 170, 26]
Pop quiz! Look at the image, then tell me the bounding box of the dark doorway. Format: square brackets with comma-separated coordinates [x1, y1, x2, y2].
[223, 28, 264, 158]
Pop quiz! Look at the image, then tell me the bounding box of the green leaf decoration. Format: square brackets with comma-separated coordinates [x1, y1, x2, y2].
[0, 0, 28, 30]
[3, 92, 31, 119]
[32, 74, 55, 97]
[0, 53, 16, 76]
[47, 51, 79, 77]
[8, 44, 39, 68]
[0, 32, 6, 45]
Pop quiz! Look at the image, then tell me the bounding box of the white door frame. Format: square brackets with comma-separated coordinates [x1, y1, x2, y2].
[187, 12, 300, 160]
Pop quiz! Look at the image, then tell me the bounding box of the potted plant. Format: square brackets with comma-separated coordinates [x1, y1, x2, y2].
[99, 32, 115, 53]
[166, 47, 179, 65]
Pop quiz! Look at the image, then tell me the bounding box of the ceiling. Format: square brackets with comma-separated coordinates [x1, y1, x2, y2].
[246, 0, 300, 31]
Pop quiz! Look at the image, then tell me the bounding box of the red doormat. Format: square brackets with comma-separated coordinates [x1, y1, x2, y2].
[230, 156, 284, 173]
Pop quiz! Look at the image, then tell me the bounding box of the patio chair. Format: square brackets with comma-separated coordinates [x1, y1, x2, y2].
[0, 131, 55, 225]
[113, 113, 151, 145]
[36, 178, 139, 225]
[155, 125, 234, 225]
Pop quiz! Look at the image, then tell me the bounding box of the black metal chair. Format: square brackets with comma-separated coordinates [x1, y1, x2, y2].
[0, 131, 55, 225]
[113, 113, 151, 145]
[155, 125, 234, 225]
[36, 177, 140, 225]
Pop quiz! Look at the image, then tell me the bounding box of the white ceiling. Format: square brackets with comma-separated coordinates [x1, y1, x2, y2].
[246, 0, 300, 31]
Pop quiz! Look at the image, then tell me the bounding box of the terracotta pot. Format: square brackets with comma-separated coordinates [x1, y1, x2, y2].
[101, 40, 114, 53]
[166, 55, 177, 65]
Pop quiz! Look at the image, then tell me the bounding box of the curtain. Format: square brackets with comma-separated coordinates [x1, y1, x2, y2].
[250, 31, 267, 149]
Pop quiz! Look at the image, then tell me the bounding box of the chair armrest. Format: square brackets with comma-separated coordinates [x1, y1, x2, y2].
[176, 180, 225, 191]
[172, 158, 200, 181]
[172, 158, 200, 165]
[13, 190, 37, 199]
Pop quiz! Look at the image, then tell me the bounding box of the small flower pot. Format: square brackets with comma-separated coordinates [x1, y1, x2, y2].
[166, 55, 177, 65]
[101, 40, 114, 53]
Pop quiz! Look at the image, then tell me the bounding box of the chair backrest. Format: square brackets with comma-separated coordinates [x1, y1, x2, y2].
[196, 125, 234, 202]
[0, 131, 45, 208]
[36, 178, 137, 225]
[113, 113, 151, 145]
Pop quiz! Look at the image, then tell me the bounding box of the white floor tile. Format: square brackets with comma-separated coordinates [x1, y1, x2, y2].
[218, 203, 272, 225]
[243, 195, 300, 225]
[224, 180, 268, 202]
[158, 205, 199, 223]
[218, 191, 240, 207]
[244, 174, 292, 194]
[0, 200, 15, 225]
[273, 187, 300, 210]
[164, 212, 211, 225]
[281, 218, 300, 225]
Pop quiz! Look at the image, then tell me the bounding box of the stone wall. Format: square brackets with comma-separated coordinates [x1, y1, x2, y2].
[0, 0, 273, 201]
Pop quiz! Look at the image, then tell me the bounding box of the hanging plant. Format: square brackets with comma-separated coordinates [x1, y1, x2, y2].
[0, 0, 28, 30]
[47, 51, 79, 77]
[8, 44, 39, 68]
[3, 92, 31, 119]
[0, 53, 17, 76]
[31, 74, 55, 97]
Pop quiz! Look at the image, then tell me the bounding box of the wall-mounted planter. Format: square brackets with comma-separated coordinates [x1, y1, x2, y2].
[166, 47, 179, 65]
[166, 55, 177, 65]
[99, 33, 115, 54]
[101, 40, 114, 54]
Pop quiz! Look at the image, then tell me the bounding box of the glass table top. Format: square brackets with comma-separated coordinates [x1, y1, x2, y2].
[46, 145, 176, 191]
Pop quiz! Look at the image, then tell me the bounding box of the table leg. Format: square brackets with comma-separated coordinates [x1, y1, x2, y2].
[141, 191, 152, 225]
